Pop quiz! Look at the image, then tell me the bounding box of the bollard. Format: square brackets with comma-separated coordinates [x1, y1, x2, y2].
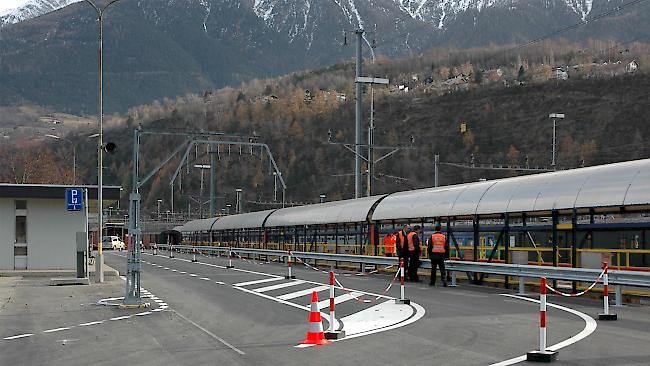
[324, 269, 345, 339]
[395, 258, 410, 305]
[169, 245, 174, 258]
[527, 277, 558, 362]
[598, 262, 617, 320]
[192, 248, 197, 263]
[518, 276, 526, 295]
[614, 285, 623, 308]
[226, 247, 234, 269]
[285, 250, 296, 279]
[153, 245, 157, 256]
[449, 271, 458, 287]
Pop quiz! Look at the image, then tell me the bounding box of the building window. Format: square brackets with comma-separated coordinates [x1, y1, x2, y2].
[15, 200, 26, 210]
[15, 216, 27, 244]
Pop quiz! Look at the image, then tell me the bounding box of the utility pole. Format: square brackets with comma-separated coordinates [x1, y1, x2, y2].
[273, 172, 278, 202]
[354, 28, 364, 199]
[434, 154, 440, 187]
[367, 85, 374, 197]
[235, 188, 243, 214]
[549, 113, 564, 170]
[209, 147, 217, 217]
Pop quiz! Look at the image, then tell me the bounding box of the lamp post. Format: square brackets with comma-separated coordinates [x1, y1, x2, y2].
[157, 199, 162, 221]
[83, 0, 125, 283]
[194, 164, 210, 219]
[235, 188, 243, 214]
[45, 134, 76, 184]
[548, 113, 565, 170]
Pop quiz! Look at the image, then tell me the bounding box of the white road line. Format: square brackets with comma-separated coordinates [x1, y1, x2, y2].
[43, 327, 71, 333]
[163, 267, 169, 270]
[254, 280, 304, 293]
[278, 285, 330, 300]
[171, 269, 178, 272]
[489, 294, 598, 366]
[233, 286, 309, 311]
[79, 321, 104, 327]
[110, 316, 132, 321]
[316, 292, 363, 310]
[233, 277, 283, 287]
[171, 309, 246, 355]
[215, 281, 226, 285]
[3, 334, 34, 340]
[189, 274, 198, 277]
[200, 277, 211, 281]
[134, 311, 152, 316]
[179, 271, 187, 274]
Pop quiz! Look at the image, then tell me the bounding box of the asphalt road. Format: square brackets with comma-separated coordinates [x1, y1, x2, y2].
[2, 250, 650, 365]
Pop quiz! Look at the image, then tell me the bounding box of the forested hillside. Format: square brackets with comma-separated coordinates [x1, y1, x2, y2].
[2, 42, 649, 213]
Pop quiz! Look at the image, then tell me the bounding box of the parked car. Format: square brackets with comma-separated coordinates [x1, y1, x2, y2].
[102, 236, 125, 250]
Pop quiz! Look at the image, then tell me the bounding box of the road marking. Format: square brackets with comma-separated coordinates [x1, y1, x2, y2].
[3, 334, 34, 340]
[200, 277, 211, 281]
[234, 277, 283, 287]
[316, 292, 363, 310]
[171, 269, 178, 272]
[171, 309, 246, 355]
[79, 321, 104, 327]
[134, 311, 152, 316]
[278, 286, 330, 300]
[254, 280, 305, 293]
[215, 281, 226, 285]
[189, 274, 197, 277]
[489, 294, 598, 366]
[179, 271, 187, 274]
[110, 316, 132, 321]
[234, 286, 308, 311]
[43, 327, 71, 333]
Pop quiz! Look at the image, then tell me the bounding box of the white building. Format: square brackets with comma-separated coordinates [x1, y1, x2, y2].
[0, 184, 121, 270]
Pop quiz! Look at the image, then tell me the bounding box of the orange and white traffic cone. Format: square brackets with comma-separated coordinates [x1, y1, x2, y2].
[300, 291, 330, 345]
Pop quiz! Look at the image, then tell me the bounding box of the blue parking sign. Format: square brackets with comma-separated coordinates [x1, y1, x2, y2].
[66, 188, 83, 211]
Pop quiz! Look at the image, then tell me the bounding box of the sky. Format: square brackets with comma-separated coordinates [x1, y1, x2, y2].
[0, 0, 29, 13]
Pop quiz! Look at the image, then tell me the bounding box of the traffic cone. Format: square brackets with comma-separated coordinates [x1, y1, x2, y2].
[300, 292, 330, 345]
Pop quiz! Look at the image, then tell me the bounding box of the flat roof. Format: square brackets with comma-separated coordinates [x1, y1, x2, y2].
[0, 184, 122, 200]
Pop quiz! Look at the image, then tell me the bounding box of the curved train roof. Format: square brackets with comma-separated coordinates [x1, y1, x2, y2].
[371, 158, 650, 221]
[212, 209, 277, 230]
[178, 159, 650, 231]
[264, 195, 386, 227]
[178, 218, 218, 232]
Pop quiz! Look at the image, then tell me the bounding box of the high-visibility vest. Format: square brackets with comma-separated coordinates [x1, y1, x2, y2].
[406, 232, 417, 252]
[397, 231, 406, 250]
[430, 233, 446, 253]
[384, 235, 396, 254]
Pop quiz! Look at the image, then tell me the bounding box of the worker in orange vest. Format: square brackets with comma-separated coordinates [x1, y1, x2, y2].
[384, 233, 396, 257]
[396, 224, 410, 279]
[406, 225, 422, 282]
[428, 224, 448, 287]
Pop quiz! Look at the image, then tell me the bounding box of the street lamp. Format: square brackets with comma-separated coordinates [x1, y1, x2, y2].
[548, 113, 565, 170]
[83, 0, 125, 284]
[157, 199, 162, 221]
[194, 164, 210, 219]
[235, 188, 243, 214]
[45, 134, 76, 184]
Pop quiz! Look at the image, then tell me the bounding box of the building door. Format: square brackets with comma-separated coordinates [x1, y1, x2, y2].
[14, 200, 27, 270]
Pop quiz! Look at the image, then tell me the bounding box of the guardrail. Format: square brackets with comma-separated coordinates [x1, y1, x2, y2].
[155, 244, 650, 305]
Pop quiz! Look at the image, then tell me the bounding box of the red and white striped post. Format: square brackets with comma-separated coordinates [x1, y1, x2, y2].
[527, 277, 558, 362]
[226, 247, 234, 269]
[324, 270, 345, 339]
[169, 244, 174, 258]
[395, 258, 410, 305]
[285, 250, 295, 279]
[598, 262, 618, 320]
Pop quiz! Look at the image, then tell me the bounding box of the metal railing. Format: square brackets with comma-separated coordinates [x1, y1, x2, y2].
[155, 244, 650, 304]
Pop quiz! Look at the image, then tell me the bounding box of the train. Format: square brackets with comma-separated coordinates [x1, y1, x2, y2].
[169, 158, 650, 269]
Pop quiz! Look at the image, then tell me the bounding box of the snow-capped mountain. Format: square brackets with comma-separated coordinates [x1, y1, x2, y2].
[0, 0, 645, 114]
[0, 0, 81, 27]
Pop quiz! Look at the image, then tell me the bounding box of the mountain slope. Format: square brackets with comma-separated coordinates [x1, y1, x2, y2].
[0, 0, 648, 114]
[0, 0, 81, 26]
